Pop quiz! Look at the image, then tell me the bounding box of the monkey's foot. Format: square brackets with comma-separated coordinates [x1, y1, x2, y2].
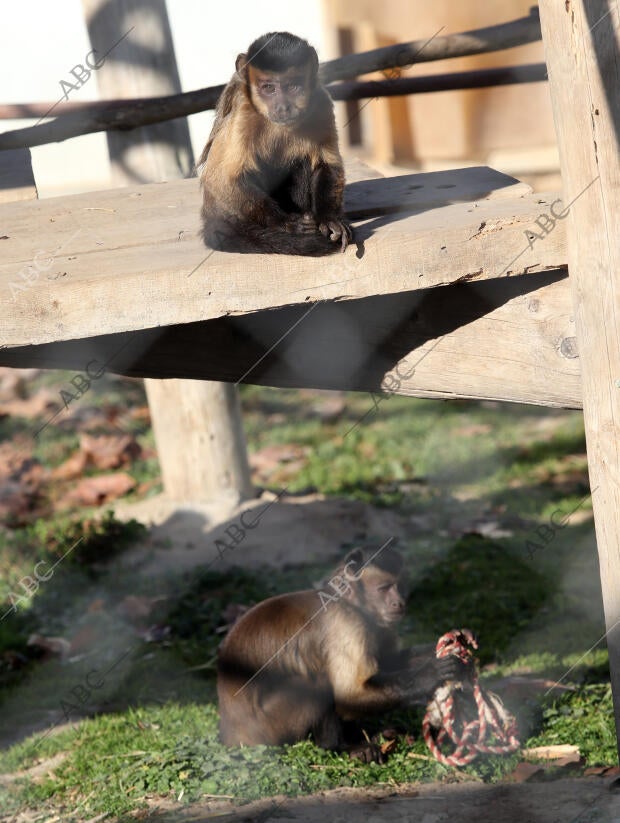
[346, 741, 386, 764]
[318, 217, 354, 252]
[285, 213, 319, 234]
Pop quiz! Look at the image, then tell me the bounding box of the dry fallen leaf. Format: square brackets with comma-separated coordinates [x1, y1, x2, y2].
[0, 388, 57, 419]
[554, 754, 585, 769]
[0, 447, 46, 523]
[52, 449, 88, 480]
[379, 738, 398, 756]
[0, 368, 40, 401]
[27, 634, 72, 659]
[79, 433, 141, 470]
[508, 762, 546, 782]
[249, 444, 308, 472]
[0, 446, 44, 487]
[54, 434, 141, 480]
[584, 766, 609, 776]
[0, 481, 36, 523]
[59, 473, 136, 508]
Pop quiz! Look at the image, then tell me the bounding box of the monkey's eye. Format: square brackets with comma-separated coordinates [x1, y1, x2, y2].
[288, 84, 302, 93]
[261, 83, 276, 95]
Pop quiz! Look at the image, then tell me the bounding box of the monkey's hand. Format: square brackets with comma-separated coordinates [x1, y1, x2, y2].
[318, 216, 354, 252]
[436, 655, 472, 685]
[387, 650, 472, 705]
[435, 628, 478, 685]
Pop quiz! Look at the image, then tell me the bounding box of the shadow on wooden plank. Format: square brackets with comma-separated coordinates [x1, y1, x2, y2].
[0, 269, 579, 408]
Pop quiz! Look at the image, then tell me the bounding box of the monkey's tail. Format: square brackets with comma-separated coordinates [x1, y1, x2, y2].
[203, 220, 345, 257]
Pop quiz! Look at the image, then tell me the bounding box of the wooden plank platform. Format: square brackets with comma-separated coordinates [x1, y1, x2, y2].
[0, 161, 580, 408]
[0, 164, 566, 348]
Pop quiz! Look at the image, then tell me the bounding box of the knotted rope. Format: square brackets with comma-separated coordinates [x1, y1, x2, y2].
[422, 629, 520, 767]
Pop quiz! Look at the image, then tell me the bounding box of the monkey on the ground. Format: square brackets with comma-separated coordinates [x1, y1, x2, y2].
[197, 31, 353, 256]
[217, 546, 464, 760]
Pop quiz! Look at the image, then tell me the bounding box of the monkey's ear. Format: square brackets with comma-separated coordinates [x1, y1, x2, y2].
[235, 53, 248, 75]
[343, 548, 364, 576]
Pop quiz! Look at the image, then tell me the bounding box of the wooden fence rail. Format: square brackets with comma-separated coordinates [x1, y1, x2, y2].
[0, 10, 542, 151]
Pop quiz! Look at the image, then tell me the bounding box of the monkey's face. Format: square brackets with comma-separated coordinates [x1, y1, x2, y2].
[360, 569, 407, 628]
[248, 65, 314, 125]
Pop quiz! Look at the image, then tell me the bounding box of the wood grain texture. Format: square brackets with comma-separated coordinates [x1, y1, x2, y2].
[0, 271, 581, 408]
[0, 162, 568, 350]
[539, 0, 620, 751]
[144, 378, 253, 505]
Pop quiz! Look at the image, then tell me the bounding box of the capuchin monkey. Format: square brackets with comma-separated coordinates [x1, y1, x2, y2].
[217, 547, 463, 761]
[197, 31, 353, 256]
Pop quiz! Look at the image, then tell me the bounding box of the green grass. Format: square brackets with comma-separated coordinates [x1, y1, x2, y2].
[527, 683, 618, 764]
[0, 375, 615, 820]
[0, 702, 520, 821]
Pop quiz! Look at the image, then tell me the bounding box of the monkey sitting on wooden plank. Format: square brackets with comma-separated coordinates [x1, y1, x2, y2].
[217, 546, 462, 760]
[197, 31, 353, 256]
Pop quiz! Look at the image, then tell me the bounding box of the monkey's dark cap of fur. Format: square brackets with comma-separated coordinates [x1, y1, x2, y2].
[345, 546, 404, 576]
[247, 32, 316, 73]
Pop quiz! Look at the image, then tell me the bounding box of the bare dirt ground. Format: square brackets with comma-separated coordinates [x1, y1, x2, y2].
[113, 490, 411, 576]
[139, 777, 620, 822]
[3, 761, 618, 823]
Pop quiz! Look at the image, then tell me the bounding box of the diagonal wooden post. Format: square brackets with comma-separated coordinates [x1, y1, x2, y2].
[538, 0, 620, 754]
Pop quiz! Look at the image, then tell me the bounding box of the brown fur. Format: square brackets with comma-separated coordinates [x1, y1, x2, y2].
[197, 32, 352, 256]
[216, 547, 452, 752]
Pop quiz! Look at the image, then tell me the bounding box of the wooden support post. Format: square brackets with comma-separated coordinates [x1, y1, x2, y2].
[352, 24, 415, 166]
[81, 0, 253, 506]
[81, 0, 193, 184]
[144, 379, 252, 505]
[539, 0, 620, 752]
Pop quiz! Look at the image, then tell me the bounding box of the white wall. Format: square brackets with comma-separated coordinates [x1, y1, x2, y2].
[0, 0, 329, 197]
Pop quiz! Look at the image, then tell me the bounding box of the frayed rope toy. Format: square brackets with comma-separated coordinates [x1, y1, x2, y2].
[423, 629, 520, 767]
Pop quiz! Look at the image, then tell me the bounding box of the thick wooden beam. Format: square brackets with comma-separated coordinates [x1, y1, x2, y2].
[539, 0, 620, 752]
[0, 271, 581, 409]
[0, 166, 567, 350]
